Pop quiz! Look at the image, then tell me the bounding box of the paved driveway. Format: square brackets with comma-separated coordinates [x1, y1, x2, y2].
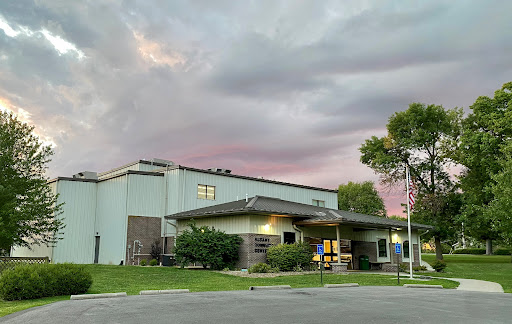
[2, 287, 511, 324]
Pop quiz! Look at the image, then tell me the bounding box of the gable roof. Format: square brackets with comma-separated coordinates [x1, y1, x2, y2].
[165, 196, 432, 230]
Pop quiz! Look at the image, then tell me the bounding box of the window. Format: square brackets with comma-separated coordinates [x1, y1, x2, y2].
[312, 199, 325, 207]
[403, 241, 410, 259]
[197, 184, 215, 200]
[378, 239, 387, 258]
[283, 232, 296, 244]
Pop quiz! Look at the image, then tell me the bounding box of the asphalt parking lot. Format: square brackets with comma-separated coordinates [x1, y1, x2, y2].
[2, 286, 511, 324]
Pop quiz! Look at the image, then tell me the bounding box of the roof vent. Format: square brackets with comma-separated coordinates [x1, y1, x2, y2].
[207, 168, 232, 174]
[150, 158, 174, 165]
[72, 171, 98, 180]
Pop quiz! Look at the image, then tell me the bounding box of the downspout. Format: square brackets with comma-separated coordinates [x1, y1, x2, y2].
[293, 224, 304, 242]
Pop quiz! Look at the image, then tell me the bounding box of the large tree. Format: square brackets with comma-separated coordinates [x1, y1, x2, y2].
[337, 181, 386, 217]
[485, 141, 512, 251]
[0, 111, 63, 253]
[457, 82, 512, 254]
[360, 103, 463, 260]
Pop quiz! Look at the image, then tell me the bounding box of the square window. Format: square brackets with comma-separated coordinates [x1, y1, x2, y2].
[197, 184, 215, 200]
[312, 199, 325, 207]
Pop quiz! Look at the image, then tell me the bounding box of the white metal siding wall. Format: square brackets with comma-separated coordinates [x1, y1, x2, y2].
[52, 180, 97, 263]
[176, 170, 337, 213]
[95, 175, 128, 265]
[249, 215, 295, 238]
[126, 174, 164, 217]
[177, 215, 250, 235]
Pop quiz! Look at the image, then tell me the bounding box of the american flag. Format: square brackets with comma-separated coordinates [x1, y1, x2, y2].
[408, 178, 415, 210]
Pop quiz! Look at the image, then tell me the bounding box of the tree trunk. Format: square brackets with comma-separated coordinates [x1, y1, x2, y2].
[435, 236, 444, 260]
[486, 239, 493, 255]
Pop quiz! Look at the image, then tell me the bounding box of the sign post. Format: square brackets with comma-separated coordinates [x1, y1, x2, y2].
[317, 244, 324, 285]
[395, 243, 401, 285]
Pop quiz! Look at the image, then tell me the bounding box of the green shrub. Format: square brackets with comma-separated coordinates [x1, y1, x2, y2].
[248, 263, 275, 273]
[175, 222, 243, 270]
[432, 260, 447, 272]
[494, 248, 511, 255]
[412, 265, 427, 272]
[149, 259, 158, 266]
[453, 248, 486, 255]
[266, 242, 313, 272]
[140, 259, 147, 266]
[398, 263, 407, 272]
[0, 263, 92, 301]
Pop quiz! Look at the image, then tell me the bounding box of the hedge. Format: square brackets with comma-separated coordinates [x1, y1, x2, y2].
[453, 248, 486, 255]
[0, 263, 92, 300]
[266, 242, 313, 271]
[494, 248, 511, 255]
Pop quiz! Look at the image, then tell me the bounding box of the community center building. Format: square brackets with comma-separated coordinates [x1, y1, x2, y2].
[12, 158, 430, 271]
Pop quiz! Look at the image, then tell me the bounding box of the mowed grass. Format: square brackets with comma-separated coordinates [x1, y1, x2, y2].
[422, 254, 512, 293]
[85, 265, 457, 294]
[0, 265, 457, 317]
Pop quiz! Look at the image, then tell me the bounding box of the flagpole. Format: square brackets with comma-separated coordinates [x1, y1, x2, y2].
[406, 165, 414, 279]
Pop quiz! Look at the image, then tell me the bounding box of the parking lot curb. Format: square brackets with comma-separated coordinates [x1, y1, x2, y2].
[249, 285, 292, 290]
[140, 289, 190, 295]
[70, 292, 127, 300]
[403, 284, 443, 289]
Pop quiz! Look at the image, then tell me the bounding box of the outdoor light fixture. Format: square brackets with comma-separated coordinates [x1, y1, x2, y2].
[264, 224, 270, 231]
[393, 233, 400, 243]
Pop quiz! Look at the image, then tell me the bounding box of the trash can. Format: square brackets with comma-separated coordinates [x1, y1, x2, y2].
[359, 255, 369, 270]
[162, 254, 175, 266]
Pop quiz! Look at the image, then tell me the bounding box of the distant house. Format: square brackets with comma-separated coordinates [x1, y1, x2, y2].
[12, 158, 430, 271]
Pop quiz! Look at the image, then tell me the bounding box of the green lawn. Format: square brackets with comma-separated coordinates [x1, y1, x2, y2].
[422, 254, 512, 293]
[0, 265, 457, 317]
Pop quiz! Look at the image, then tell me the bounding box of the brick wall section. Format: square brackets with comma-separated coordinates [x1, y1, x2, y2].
[351, 241, 377, 270]
[236, 233, 281, 269]
[126, 216, 162, 265]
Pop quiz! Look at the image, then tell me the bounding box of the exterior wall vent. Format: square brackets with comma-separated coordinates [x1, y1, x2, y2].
[72, 171, 98, 180]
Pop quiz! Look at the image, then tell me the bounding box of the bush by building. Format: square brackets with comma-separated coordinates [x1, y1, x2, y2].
[149, 259, 158, 266]
[174, 222, 242, 270]
[0, 263, 92, 300]
[266, 242, 313, 272]
[248, 263, 275, 273]
[139, 259, 147, 266]
[453, 248, 486, 255]
[432, 260, 447, 272]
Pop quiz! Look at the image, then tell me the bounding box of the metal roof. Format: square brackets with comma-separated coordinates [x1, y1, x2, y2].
[165, 196, 432, 230]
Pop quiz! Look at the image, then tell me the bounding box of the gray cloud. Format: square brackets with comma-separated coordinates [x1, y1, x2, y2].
[0, 0, 511, 215]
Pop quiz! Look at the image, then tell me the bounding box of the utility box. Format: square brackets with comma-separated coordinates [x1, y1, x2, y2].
[359, 255, 370, 270]
[162, 254, 175, 266]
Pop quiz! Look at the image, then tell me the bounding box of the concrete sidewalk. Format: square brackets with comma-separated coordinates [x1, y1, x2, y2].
[446, 278, 504, 293]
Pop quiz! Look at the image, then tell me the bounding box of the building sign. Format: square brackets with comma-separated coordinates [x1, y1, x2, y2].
[254, 237, 272, 253]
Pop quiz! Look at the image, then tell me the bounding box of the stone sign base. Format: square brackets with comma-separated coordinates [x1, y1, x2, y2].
[331, 263, 348, 273]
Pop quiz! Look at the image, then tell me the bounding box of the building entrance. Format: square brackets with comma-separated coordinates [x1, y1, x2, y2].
[310, 238, 352, 269]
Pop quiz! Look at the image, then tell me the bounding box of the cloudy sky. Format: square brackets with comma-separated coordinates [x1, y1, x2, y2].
[1, 1, 511, 215]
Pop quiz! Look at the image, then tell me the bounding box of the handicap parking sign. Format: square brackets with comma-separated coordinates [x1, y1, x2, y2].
[395, 243, 401, 254]
[317, 244, 324, 255]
